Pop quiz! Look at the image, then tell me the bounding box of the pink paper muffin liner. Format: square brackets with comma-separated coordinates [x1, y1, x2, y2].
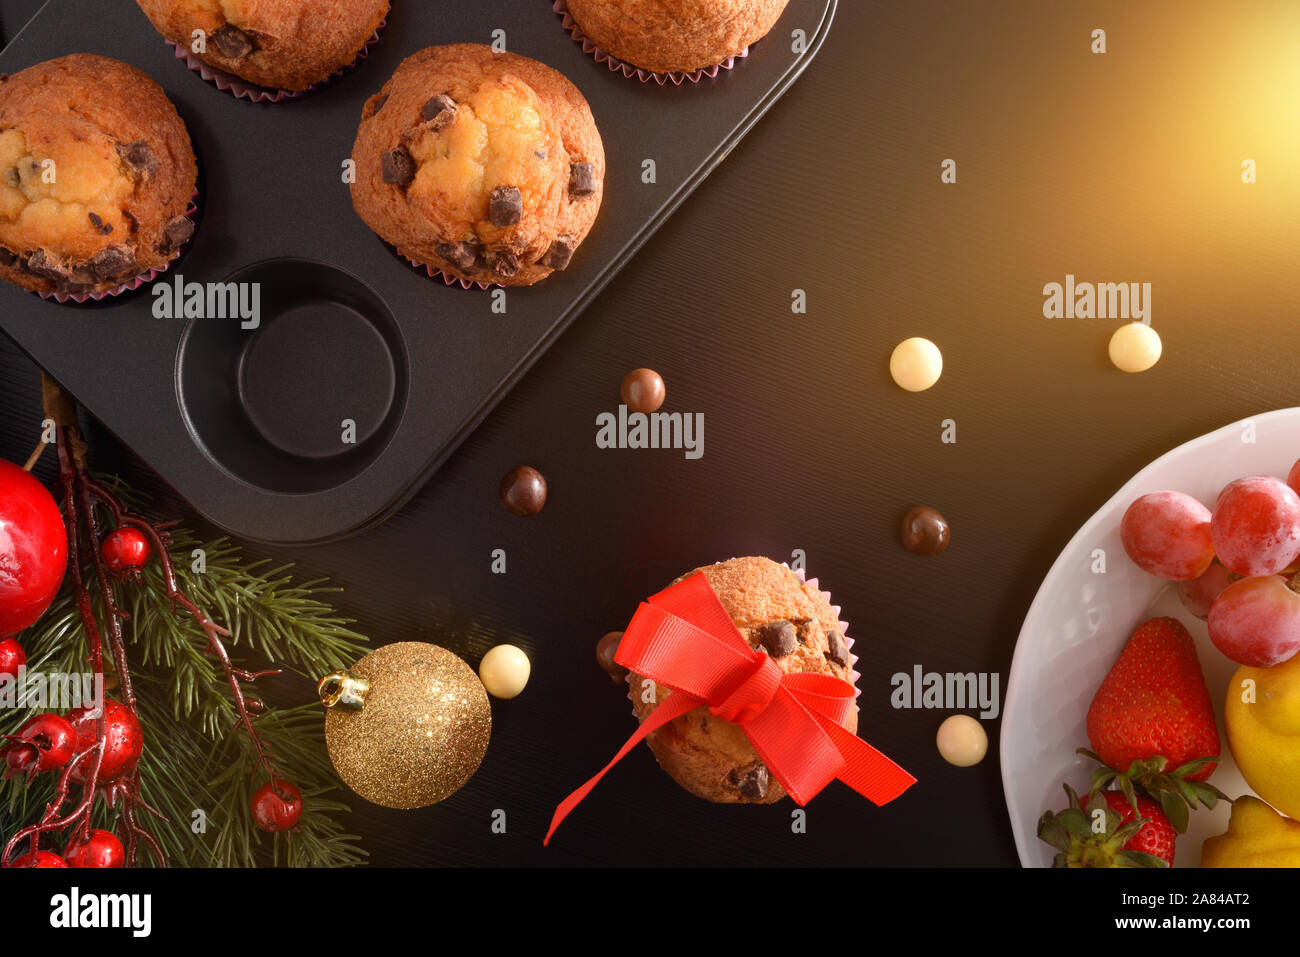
[394, 247, 496, 292]
[790, 564, 863, 697]
[165, 18, 387, 103]
[553, 0, 749, 87]
[36, 189, 201, 305]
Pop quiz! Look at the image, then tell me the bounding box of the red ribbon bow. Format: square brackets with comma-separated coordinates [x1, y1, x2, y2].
[545, 573, 916, 844]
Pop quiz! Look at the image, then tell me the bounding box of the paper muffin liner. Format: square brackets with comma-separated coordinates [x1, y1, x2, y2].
[790, 564, 862, 698]
[394, 247, 497, 292]
[35, 188, 201, 305]
[553, 0, 749, 87]
[621, 563, 863, 722]
[165, 18, 387, 103]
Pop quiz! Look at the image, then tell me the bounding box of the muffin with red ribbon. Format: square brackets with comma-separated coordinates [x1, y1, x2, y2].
[630, 556, 856, 803]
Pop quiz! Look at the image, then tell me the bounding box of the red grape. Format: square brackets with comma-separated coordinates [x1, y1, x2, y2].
[1288, 458, 1300, 499]
[1120, 491, 1215, 580]
[1177, 560, 1236, 619]
[1208, 574, 1300, 667]
[1211, 476, 1300, 577]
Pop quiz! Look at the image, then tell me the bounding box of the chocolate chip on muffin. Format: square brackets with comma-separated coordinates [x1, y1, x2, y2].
[159, 215, 195, 254]
[381, 146, 415, 186]
[88, 245, 135, 280]
[349, 44, 604, 287]
[485, 249, 520, 279]
[728, 762, 770, 801]
[755, 620, 797, 658]
[825, 627, 850, 668]
[115, 140, 158, 179]
[568, 162, 597, 198]
[435, 241, 479, 272]
[489, 186, 523, 227]
[421, 93, 455, 126]
[135, 0, 390, 93]
[25, 249, 66, 281]
[540, 235, 575, 271]
[210, 24, 255, 59]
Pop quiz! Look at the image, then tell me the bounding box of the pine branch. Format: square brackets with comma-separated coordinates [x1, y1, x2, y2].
[0, 477, 371, 867]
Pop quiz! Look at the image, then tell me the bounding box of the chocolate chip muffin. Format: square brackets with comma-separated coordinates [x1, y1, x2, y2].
[350, 45, 605, 287]
[630, 556, 857, 804]
[0, 55, 197, 297]
[135, 0, 389, 92]
[565, 0, 789, 75]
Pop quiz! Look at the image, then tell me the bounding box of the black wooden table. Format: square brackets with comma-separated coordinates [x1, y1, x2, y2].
[3, 0, 1296, 867]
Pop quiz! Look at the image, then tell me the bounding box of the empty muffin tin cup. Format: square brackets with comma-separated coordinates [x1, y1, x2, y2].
[177, 258, 407, 494]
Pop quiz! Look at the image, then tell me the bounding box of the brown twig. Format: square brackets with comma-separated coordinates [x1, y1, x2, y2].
[82, 475, 280, 783]
[5, 375, 285, 867]
[21, 439, 47, 472]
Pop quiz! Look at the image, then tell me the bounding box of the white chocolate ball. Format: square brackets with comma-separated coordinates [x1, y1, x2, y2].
[936, 714, 987, 767]
[889, 337, 943, 392]
[1109, 322, 1162, 373]
[478, 644, 531, 699]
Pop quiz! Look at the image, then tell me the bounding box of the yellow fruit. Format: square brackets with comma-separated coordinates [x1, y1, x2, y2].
[1202, 796, 1300, 867]
[1224, 655, 1300, 818]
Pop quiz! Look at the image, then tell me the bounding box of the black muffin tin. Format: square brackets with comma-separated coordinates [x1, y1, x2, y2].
[0, 0, 836, 544]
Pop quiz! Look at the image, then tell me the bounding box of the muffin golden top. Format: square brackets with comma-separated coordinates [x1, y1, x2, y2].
[0, 54, 196, 294]
[566, 0, 789, 74]
[351, 45, 604, 287]
[135, 0, 390, 91]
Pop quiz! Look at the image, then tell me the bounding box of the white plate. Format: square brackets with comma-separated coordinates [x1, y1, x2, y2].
[1001, 408, 1300, 868]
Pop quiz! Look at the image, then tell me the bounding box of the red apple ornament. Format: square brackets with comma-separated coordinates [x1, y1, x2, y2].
[0, 459, 68, 637]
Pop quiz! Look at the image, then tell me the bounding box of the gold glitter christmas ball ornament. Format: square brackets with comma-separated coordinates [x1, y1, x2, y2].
[319, 642, 491, 809]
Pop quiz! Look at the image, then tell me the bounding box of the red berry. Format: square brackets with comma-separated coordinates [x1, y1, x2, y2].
[1120, 491, 1215, 581]
[7, 851, 68, 868]
[0, 460, 68, 638]
[1094, 792, 1177, 866]
[63, 829, 124, 869]
[65, 700, 144, 783]
[1038, 785, 1177, 867]
[251, 780, 303, 832]
[1211, 476, 1300, 577]
[1, 713, 77, 778]
[100, 527, 151, 579]
[0, 638, 25, 680]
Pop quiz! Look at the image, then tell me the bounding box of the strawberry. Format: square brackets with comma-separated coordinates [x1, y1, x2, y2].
[1087, 616, 1219, 779]
[1038, 785, 1175, 867]
[1084, 616, 1225, 832]
[1094, 792, 1176, 865]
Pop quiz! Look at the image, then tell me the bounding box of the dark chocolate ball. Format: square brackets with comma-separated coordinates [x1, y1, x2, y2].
[901, 506, 950, 556]
[596, 631, 627, 683]
[499, 466, 547, 517]
[620, 368, 666, 414]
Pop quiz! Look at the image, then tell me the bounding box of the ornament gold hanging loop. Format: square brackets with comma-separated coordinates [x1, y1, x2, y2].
[318, 670, 370, 711]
